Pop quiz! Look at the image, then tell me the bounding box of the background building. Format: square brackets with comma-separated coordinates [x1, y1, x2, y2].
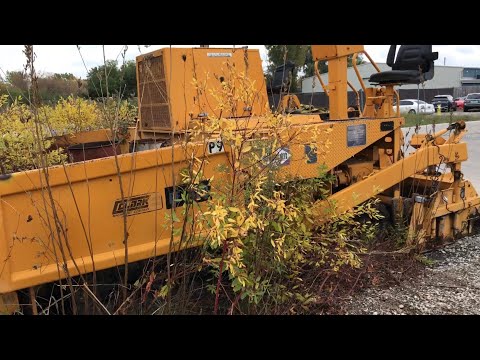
[295, 63, 480, 108]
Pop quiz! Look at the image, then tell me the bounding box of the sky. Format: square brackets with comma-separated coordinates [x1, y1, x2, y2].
[1, 45, 479, 80]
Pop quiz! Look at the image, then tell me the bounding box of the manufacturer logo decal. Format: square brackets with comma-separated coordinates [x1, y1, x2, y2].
[112, 193, 163, 217]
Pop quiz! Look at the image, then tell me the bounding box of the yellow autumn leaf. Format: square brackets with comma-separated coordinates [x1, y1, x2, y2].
[242, 143, 252, 153]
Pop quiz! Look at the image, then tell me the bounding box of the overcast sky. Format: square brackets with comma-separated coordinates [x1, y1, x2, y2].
[1, 45, 479, 80]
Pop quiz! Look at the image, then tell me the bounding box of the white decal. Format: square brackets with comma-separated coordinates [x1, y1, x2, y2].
[208, 140, 224, 154]
[207, 53, 232, 57]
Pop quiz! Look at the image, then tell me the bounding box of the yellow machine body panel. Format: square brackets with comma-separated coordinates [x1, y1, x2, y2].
[0, 113, 405, 293]
[136, 47, 269, 134]
[0, 144, 228, 292]
[311, 45, 365, 61]
[266, 116, 404, 179]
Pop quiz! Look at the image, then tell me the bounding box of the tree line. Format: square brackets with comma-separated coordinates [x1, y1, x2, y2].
[0, 60, 137, 104]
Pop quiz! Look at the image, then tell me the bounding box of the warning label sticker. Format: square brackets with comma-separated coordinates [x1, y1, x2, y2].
[347, 124, 367, 147]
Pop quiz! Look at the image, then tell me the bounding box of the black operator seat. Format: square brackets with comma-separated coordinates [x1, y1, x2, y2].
[369, 45, 439, 85]
[267, 61, 295, 94]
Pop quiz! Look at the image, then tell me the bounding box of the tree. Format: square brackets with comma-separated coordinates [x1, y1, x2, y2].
[1, 71, 87, 104]
[1, 71, 26, 100]
[121, 61, 137, 98]
[5, 71, 28, 92]
[86, 60, 137, 99]
[53, 73, 76, 81]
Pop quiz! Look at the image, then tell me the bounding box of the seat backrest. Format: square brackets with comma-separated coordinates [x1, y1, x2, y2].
[391, 45, 437, 73]
[268, 61, 295, 94]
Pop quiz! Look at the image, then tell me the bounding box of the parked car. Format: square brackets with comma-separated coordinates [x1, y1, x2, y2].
[431, 95, 456, 112]
[397, 99, 435, 114]
[463, 93, 480, 112]
[454, 96, 465, 110]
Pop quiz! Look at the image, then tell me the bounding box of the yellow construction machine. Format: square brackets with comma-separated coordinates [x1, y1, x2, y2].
[1, 45, 479, 314]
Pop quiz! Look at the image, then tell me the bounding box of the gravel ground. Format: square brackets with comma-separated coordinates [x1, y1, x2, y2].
[344, 234, 480, 315]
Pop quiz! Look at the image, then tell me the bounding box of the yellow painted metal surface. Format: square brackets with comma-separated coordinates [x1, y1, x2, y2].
[0, 113, 405, 293]
[136, 47, 268, 134]
[311, 45, 365, 61]
[273, 116, 404, 179]
[0, 144, 228, 293]
[313, 142, 470, 217]
[53, 129, 115, 148]
[327, 56, 349, 120]
[407, 179, 479, 245]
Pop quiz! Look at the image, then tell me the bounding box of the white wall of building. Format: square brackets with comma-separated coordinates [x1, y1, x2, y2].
[301, 63, 464, 93]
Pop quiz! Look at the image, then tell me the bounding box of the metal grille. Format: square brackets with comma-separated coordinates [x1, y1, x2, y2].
[149, 56, 165, 79]
[138, 53, 171, 129]
[141, 104, 171, 129]
[139, 81, 168, 105]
